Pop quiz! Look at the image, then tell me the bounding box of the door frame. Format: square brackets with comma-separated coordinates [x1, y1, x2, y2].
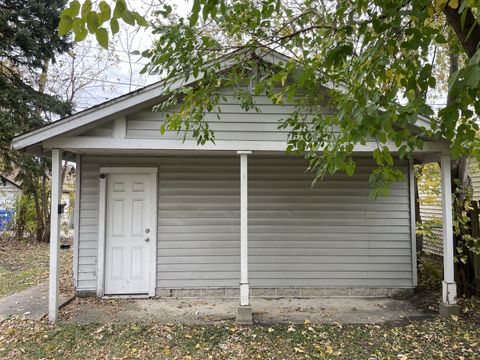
[97, 166, 158, 297]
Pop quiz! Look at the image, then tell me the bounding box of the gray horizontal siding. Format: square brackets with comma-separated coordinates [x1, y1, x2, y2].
[247, 157, 412, 288]
[157, 157, 240, 287]
[469, 158, 480, 202]
[125, 92, 334, 145]
[77, 155, 413, 292]
[76, 158, 100, 290]
[79, 120, 114, 137]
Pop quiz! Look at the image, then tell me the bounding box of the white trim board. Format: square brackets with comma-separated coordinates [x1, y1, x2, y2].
[43, 136, 450, 154]
[73, 154, 81, 288]
[96, 166, 158, 298]
[409, 159, 418, 286]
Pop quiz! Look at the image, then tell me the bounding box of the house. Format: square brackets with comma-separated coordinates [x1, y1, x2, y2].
[11, 48, 459, 323]
[418, 159, 480, 256]
[0, 174, 21, 230]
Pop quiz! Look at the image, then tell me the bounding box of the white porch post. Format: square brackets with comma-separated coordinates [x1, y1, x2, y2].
[236, 151, 253, 324]
[49, 149, 62, 322]
[439, 154, 460, 315]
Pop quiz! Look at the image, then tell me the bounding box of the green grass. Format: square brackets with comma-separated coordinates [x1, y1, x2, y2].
[0, 239, 50, 297]
[0, 237, 73, 298]
[0, 266, 48, 297]
[0, 311, 479, 359]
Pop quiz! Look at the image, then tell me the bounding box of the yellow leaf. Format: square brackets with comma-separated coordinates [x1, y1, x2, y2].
[294, 347, 305, 353]
[448, 0, 459, 9]
[427, 6, 434, 17]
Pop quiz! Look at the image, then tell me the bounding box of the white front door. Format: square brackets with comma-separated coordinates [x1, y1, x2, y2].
[104, 174, 153, 295]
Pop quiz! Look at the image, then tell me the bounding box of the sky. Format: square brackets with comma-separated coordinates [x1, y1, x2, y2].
[50, 0, 192, 112]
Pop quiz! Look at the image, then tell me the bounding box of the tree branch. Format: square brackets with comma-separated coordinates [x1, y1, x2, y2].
[443, 5, 480, 58]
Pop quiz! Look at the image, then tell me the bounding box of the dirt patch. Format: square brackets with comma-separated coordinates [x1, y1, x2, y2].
[60, 296, 432, 325]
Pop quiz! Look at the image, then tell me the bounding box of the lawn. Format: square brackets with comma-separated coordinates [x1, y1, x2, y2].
[0, 242, 478, 359]
[0, 236, 73, 298]
[0, 304, 479, 359]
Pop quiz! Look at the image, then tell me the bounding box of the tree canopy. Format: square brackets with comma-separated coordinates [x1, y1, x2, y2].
[62, 0, 480, 195]
[0, 0, 72, 164]
[1, 0, 72, 241]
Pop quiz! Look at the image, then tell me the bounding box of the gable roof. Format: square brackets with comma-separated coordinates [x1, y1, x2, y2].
[12, 45, 434, 151]
[12, 47, 289, 151]
[0, 172, 21, 189]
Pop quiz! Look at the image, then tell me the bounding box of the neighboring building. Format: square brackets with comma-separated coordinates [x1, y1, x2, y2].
[0, 174, 21, 230]
[418, 159, 480, 256]
[11, 48, 459, 322]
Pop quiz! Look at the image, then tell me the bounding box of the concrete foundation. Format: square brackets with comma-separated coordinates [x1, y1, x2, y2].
[236, 306, 253, 325]
[439, 302, 460, 317]
[154, 287, 414, 298]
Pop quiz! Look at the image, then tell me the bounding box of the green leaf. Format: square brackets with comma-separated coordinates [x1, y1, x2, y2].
[133, 12, 148, 27]
[464, 64, 480, 87]
[113, 0, 127, 18]
[345, 160, 356, 176]
[72, 18, 87, 41]
[122, 10, 135, 26]
[98, 1, 111, 23]
[58, 15, 73, 36]
[418, 103, 434, 116]
[74, 25, 88, 41]
[81, 0, 92, 18]
[86, 11, 99, 33]
[190, 0, 200, 26]
[96, 27, 108, 49]
[62, 0, 80, 17]
[434, 33, 448, 44]
[110, 18, 120, 35]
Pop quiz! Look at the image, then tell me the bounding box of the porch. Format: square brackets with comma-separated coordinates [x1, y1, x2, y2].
[45, 150, 459, 323]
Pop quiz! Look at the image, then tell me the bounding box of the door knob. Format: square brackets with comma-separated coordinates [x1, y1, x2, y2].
[145, 237, 150, 242]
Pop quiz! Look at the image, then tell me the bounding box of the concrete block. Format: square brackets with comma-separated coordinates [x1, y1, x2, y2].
[439, 302, 460, 317]
[226, 288, 239, 298]
[374, 288, 390, 297]
[252, 288, 276, 297]
[155, 289, 173, 298]
[236, 306, 253, 325]
[325, 288, 349, 296]
[349, 288, 375, 297]
[300, 288, 326, 297]
[75, 290, 96, 298]
[202, 289, 226, 298]
[276, 288, 300, 297]
[390, 288, 414, 297]
[176, 289, 202, 298]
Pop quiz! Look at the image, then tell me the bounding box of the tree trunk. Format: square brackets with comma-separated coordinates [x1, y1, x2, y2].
[14, 199, 26, 241]
[446, 33, 479, 295]
[443, 5, 480, 58]
[31, 179, 45, 242]
[414, 169, 423, 254]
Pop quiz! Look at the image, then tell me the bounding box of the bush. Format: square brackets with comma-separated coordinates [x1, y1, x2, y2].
[13, 194, 37, 240]
[417, 254, 443, 292]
